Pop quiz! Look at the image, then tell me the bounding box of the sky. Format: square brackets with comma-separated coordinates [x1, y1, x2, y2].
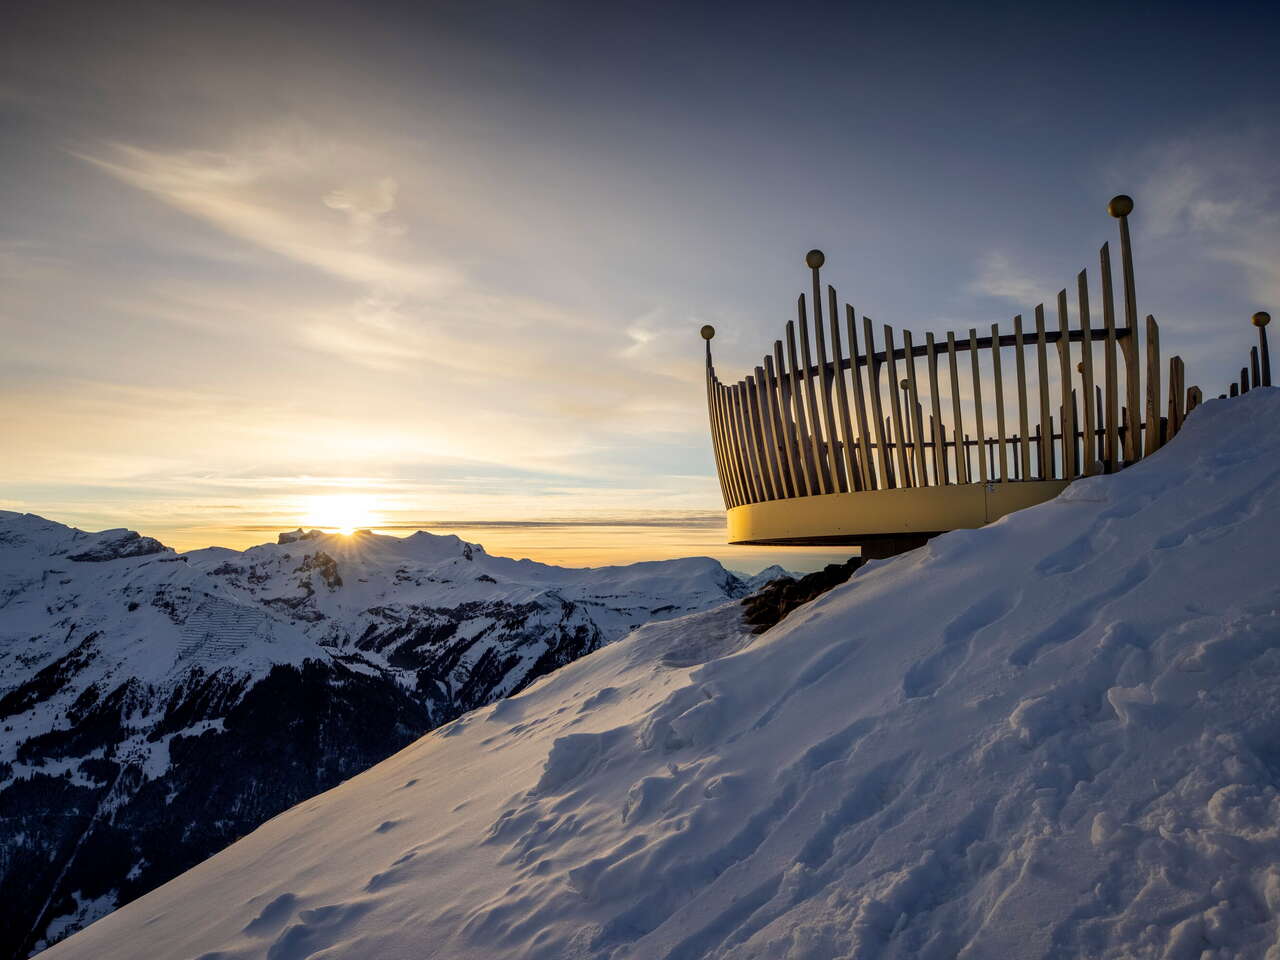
[2, 0, 1279, 571]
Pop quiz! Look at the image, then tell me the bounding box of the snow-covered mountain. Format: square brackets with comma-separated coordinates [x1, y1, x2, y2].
[37, 388, 1280, 960]
[0, 519, 783, 958]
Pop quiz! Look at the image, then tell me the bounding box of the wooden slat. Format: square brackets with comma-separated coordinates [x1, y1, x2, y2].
[1055, 290, 1076, 480]
[946, 331, 968, 484]
[864, 317, 893, 487]
[1118, 210, 1143, 464]
[1013, 315, 1031, 482]
[1144, 315, 1161, 454]
[746, 374, 777, 499]
[719, 382, 747, 506]
[812, 288, 845, 491]
[797, 295, 832, 493]
[1034, 305, 1052, 479]
[1168, 356, 1185, 439]
[1241, 366, 1251, 394]
[827, 288, 860, 492]
[884, 325, 913, 487]
[785, 320, 817, 496]
[706, 371, 732, 508]
[845, 306, 876, 490]
[752, 366, 783, 499]
[1076, 271, 1098, 476]
[990, 322, 1008, 482]
[732, 382, 762, 502]
[765, 350, 800, 499]
[967, 328, 988, 481]
[926, 332, 948, 484]
[903, 330, 929, 487]
[1099, 244, 1121, 470]
[1251, 346, 1261, 390]
[1096, 386, 1104, 464]
[1071, 390, 1081, 473]
[1187, 385, 1203, 413]
[775, 342, 806, 497]
[929, 415, 938, 482]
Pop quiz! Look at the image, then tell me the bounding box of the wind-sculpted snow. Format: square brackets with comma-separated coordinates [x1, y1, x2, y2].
[0, 515, 771, 957]
[39, 388, 1280, 959]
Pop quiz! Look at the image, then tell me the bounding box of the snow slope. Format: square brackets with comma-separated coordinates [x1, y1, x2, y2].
[41, 389, 1280, 960]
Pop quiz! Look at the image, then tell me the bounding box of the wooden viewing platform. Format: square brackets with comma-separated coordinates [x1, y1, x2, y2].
[702, 196, 1272, 557]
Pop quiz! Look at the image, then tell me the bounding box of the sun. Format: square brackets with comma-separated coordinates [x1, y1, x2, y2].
[302, 494, 378, 535]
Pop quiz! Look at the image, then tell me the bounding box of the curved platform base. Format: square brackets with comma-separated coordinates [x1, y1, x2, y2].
[726, 480, 1069, 547]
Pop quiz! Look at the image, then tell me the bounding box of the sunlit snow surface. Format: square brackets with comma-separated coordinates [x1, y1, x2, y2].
[42, 390, 1280, 959]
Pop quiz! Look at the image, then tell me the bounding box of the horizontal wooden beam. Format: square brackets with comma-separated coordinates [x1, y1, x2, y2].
[799, 325, 1132, 379]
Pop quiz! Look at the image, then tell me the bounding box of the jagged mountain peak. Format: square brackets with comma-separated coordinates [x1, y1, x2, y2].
[0, 511, 762, 956]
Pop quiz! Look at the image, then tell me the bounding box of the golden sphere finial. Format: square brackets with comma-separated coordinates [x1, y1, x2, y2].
[805, 249, 825, 269]
[1107, 195, 1134, 218]
[700, 324, 716, 340]
[1076, 361, 1084, 374]
[1252, 311, 1271, 328]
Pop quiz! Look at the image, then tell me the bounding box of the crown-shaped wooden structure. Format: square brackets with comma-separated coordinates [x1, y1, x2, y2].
[702, 197, 1271, 558]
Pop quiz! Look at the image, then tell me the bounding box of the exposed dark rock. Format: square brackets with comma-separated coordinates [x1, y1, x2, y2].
[741, 557, 864, 634]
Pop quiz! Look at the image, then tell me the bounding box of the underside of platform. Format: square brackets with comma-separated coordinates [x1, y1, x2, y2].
[726, 479, 1069, 547]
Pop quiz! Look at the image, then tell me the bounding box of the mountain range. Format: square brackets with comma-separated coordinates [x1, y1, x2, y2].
[0, 514, 789, 957]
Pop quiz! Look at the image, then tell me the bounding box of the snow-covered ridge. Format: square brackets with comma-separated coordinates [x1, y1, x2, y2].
[0, 515, 780, 956]
[39, 388, 1280, 960]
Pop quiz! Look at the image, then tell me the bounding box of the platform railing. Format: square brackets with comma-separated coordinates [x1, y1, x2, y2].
[704, 196, 1271, 511]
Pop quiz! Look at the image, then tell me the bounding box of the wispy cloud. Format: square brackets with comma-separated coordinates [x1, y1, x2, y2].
[968, 252, 1050, 308]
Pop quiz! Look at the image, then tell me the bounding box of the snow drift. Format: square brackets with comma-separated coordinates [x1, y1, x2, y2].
[41, 389, 1280, 959]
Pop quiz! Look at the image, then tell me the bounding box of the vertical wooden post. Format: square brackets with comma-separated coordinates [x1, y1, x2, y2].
[903, 331, 929, 487]
[926, 332, 948, 484]
[1144, 315, 1161, 454]
[1055, 291, 1076, 480]
[751, 367, 783, 498]
[1076, 272, 1098, 476]
[884, 326, 913, 487]
[1251, 346, 1262, 391]
[710, 383, 736, 507]
[846, 307, 877, 491]
[734, 382, 764, 502]
[1255, 312, 1272, 387]
[724, 383, 752, 504]
[702, 330, 731, 508]
[1187, 385, 1203, 412]
[968, 328, 988, 481]
[767, 348, 801, 499]
[1034, 305, 1052, 479]
[946, 331, 968, 484]
[797, 295, 832, 493]
[1240, 366, 1250, 395]
[785, 319, 817, 495]
[1109, 197, 1143, 464]
[1099, 244, 1122, 470]
[991, 323, 1009, 482]
[1071, 390, 1081, 473]
[809, 263, 844, 491]
[1013, 315, 1031, 482]
[929, 415, 940, 484]
[1095, 386, 1104, 464]
[827, 288, 861, 491]
[1230, 381, 1240, 397]
[864, 317, 893, 488]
